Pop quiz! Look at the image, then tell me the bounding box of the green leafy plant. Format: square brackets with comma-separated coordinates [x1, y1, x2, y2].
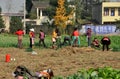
[64, 67, 120, 79]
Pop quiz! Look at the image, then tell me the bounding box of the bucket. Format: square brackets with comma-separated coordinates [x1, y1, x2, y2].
[6, 54, 10, 62]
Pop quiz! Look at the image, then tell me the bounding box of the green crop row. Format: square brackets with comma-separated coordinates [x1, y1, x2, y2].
[0, 34, 120, 51]
[0, 34, 52, 48]
[53, 67, 120, 79]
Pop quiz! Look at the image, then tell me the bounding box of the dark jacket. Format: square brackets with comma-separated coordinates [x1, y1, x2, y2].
[101, 37, 111, 45]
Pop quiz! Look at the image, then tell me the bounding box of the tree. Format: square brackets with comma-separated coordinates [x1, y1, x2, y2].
[29, 12, 37, 19]
[10, 16, 23, 33]
[45, 0, 58, 20]
[45, 6, 56, 20]
[0, 7, 5, 28]
[54, 0, 68, 28]
[26, 0, 33, 18]
[46, 0, 72, 20]
[49, 0, 58, 7]
[74, 0, 92, 24]
[26, 0, 33, 13]
[54, 0, 74, 32]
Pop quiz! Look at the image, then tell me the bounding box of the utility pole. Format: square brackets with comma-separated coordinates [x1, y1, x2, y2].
[23, 0, 26, 34]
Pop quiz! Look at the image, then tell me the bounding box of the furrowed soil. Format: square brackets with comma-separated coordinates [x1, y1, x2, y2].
[0, 47, 120, 79]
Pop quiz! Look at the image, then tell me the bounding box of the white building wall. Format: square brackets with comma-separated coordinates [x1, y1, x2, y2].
[2, 15, 10, 31]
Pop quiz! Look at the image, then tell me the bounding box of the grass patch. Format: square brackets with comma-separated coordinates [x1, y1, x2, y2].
[0, 34, 120, 51]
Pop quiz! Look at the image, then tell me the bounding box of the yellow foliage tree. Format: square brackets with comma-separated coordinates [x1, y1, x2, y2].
[54, 0, 74, 29]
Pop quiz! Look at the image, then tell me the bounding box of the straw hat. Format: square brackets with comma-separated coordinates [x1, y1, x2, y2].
[30, 28, 34, 32]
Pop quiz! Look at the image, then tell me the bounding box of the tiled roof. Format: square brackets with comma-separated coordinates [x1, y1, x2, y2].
[0, 0, 24, 16]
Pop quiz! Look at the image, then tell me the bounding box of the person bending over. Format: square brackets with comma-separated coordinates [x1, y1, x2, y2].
[101, 36, 111, 51]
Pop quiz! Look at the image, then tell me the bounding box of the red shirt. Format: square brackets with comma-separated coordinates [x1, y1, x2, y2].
[15, 30, 24, 36]
[15, 30, 24, 40]
[29, 31, 35, 38]
[73, 30, 79, 36]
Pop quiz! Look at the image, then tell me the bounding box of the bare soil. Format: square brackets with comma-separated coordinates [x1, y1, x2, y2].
[0, 47, 120, 79]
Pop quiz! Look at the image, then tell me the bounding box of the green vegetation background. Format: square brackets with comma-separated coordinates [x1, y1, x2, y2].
[0, 34, 120, 51]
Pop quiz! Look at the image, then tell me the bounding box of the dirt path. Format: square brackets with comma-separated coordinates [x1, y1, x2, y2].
[0, 47, 120, 79]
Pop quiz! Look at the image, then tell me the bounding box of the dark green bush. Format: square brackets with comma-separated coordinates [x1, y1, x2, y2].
[9, 16, 23, 33]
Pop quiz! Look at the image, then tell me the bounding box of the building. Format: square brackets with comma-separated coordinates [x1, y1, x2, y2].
[0, 0, 24, 31]
[92, 2, 120, 24]
[0, 0, 50, 31]
[25, 0, 50, 25]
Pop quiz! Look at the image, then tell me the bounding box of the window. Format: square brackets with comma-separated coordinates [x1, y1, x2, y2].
[104, 8, 109, 16]
[118, 8, 120, 16]
[111, 8, 115, 16]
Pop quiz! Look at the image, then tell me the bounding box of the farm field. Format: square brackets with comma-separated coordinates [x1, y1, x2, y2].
[0, 34, 120, 79]
[0, 47, 120, 79]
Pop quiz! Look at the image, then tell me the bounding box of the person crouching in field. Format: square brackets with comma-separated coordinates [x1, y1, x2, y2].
[62, 36, 71, 46]
[29, 28, 35, 48]
[13, 65, 33, 79]
[15, 29, 24, 49]
[36, 69, 54, 79]
[91, 38, 100, 48]
[39, 30, 46, 48]
[101, 36, 111, 51]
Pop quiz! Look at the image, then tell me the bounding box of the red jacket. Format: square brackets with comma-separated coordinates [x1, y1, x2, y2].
[15, 30, 24, 36]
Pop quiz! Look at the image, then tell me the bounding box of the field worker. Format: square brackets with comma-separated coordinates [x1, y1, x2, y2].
[29, 28, 35, 48]
[86, 28, 92, 47]
[101, 35, 111, 51]
[55, 28, 62, 48]
[39, 29, 46, 48]
[72, 27, 80, 47]
[62, 36, 71, 46]
[36, 69, 54, 79]
[15, 29, 24, 49]
[91, 38, 100, 48]
[13, 65, 33, 79]
[52, 29, 57, 48]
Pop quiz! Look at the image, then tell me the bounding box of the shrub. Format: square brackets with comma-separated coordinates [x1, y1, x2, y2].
[9, 16, 23, 33]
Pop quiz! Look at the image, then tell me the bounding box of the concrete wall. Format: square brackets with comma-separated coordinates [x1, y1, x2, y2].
[2, 15, 10, 32]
